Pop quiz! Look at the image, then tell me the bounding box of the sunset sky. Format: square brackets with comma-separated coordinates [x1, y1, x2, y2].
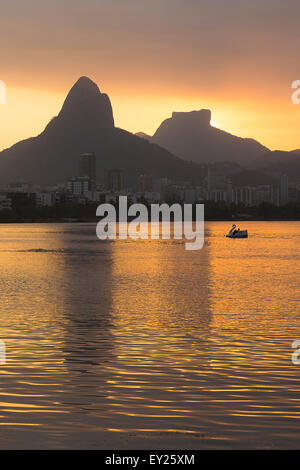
[0, 0, 299, 152]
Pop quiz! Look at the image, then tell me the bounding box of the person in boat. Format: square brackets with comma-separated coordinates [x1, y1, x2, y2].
[227, 224, 248, 238]
[231, 225, 240, 235]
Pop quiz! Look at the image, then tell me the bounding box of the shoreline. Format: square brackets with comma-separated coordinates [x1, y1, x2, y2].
[0, 218, 299, 224]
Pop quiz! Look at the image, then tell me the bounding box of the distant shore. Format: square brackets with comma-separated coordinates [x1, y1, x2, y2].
[0, 217, 299, 224]
[0, 201, 299, 223]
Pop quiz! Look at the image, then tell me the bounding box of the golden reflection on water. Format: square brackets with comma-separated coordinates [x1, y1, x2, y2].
[0, 222, 299, 448]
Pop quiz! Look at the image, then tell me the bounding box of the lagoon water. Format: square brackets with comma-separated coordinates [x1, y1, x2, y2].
[0, 221, 299, 449]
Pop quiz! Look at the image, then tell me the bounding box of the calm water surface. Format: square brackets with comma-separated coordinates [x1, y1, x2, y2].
[0, 221, 299, 449]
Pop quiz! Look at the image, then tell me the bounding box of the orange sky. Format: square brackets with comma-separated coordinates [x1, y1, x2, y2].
[0, 0, 299, 152]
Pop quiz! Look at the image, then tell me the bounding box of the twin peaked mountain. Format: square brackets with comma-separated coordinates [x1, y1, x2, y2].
[0, 76, 268, 186]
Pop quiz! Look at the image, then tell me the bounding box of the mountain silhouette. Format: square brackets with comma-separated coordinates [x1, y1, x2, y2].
[253, 149, 300, 182]
[135, 132, 152, 140]
[0, 77, 207, 186]
[148, 110, 268, 165]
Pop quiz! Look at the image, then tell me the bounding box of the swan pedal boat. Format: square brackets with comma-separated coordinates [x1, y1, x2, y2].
[226, 224, 248, 239]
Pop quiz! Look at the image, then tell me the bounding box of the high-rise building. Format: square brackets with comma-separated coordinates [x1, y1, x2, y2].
[0, 195, 12, 211]
[67, 176, 90, 195]
[35, 192, 54, 207]
[208, 189, 228, 203]
[254, 185, 274, 205]
[138, 174, 153, 193]
[280, 174, 289, 206]
[108, 169, 124, 192]
[152, 177, 169, 193]
[233, 186, 255, 206]
[79, 153, 96, 190]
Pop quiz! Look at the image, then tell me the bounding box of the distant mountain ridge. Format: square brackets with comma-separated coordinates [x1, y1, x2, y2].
[135, 132, 152, 140]
[254, 150, 300, 182]
[147, 109, 269, 166]
[0, 77, 208, 186]
[138, 111, 300, 183]
[1, 77, 299, 187]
